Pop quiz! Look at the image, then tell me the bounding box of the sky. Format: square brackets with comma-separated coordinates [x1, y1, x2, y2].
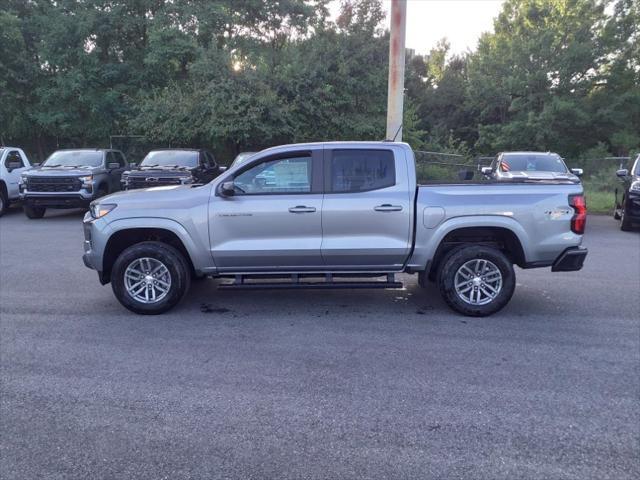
[330, 0, 505, 55]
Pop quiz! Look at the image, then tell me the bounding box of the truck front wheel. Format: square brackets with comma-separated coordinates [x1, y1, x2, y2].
[437, 245, 515, 317]
[24, 205, 46, 219]
[111, 241, 191, 315]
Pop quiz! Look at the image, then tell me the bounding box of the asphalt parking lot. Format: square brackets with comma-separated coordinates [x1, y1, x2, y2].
[1, 208, 638, 479]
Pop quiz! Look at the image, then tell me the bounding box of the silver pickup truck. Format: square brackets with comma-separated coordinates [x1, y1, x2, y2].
[82, 142, 588, 317]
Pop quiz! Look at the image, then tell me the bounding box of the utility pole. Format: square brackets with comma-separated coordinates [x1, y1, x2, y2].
[386, 0, 407, 141]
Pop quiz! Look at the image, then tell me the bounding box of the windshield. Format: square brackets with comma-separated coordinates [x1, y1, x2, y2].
[231, 152, 256, 167]
[141, 151, 198, 168]
[43, 151, 103, 167]
[500, 154, 567, 173]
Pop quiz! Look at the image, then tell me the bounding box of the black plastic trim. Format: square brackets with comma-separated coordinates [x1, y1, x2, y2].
[551, 246, 588, 272]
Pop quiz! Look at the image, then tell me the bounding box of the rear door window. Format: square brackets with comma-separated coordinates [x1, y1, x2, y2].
[329, 149, 395, 193]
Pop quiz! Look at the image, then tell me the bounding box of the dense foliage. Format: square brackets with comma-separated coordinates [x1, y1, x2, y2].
[0, 0, 638, 164]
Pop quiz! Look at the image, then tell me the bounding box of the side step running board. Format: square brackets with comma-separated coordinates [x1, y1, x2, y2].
[218, 273, 403, 290]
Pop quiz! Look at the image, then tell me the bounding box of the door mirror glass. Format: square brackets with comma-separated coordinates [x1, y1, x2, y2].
[107, 162, 120, 170]
[219, 181, 235, 197]
[570, 168, 583, 177]
[616, 169, 628, 178]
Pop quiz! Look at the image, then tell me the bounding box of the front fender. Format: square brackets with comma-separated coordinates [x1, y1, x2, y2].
[104, 217, 215, 272]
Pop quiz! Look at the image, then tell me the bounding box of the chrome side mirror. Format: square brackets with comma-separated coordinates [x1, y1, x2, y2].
[481, 167, 493, 176]
[570, 168, 583, 177]
[616, 169, 629, 178]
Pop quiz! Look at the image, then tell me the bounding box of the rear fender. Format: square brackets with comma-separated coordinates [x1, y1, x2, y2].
[410, 215, 531, 270]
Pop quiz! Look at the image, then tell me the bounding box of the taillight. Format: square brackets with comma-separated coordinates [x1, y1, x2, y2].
[569, 194, 587, 234]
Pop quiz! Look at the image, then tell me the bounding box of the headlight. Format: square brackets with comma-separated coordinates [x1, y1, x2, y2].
[90, 203, 116, 219]
[630, 181, 640, 193]
[20, 174, 28, 184]
[79, 175, 93, 184]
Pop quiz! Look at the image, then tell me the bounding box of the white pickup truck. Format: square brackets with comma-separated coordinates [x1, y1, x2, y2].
[0, 147, 31, 216]
[83, 142, 588, 317]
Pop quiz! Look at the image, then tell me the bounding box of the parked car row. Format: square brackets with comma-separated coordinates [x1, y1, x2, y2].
[0, 147, 233, 218]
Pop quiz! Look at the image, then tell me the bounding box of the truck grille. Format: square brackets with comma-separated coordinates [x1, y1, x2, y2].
[27, 177, 82, 192]
[128, 177, 183, 189]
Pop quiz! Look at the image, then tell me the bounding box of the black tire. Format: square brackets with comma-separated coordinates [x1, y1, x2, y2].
[24, 205, 46, 219]
[111, 241, 191, 315]
[613, 207, 621, 220]
[437, 245, 516, 317]
[620, 208, 633, 231]
[96, 184, 109, 199]
[0, 188, 8, 217]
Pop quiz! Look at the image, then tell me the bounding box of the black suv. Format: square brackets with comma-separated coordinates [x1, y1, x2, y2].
[614, 154, 640, 231]
[121, 149, 221, 190]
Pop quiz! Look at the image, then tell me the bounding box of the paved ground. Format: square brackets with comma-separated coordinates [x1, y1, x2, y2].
[1, 208, 638, 479]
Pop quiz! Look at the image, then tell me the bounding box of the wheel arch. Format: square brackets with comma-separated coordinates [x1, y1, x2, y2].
[101, 220, 204, 282]
[423, 216, 529, 279]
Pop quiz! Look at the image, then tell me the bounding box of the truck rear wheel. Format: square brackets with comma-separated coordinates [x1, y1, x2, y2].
[111, 241, 191, 315]
[437, 245, 515, 317]
[24, 205, 46, 219]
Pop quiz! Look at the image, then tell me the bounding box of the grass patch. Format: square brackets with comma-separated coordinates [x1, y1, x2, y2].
[583, 185, 615, 214]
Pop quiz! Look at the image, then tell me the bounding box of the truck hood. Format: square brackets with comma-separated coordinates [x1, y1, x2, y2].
[99, 184, 201, 204]
[498, 171, 580, 183]
[25, 166, 101, 177]
[125, 166, 193, 175]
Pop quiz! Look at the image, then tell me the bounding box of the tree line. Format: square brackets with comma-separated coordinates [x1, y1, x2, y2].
[1, 0, 638, 164]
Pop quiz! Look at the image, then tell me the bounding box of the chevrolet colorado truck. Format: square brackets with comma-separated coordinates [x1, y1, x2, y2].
[0, 147, 32, 216]
[82, 142, 588, 317]
[20, 149, 128, 218]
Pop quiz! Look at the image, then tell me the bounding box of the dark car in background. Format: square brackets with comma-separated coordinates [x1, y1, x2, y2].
[121, 149, 221, 190]
[19, 149, 127, 218]
[614, 154, 640, 231]
[481, 151, 583, 183]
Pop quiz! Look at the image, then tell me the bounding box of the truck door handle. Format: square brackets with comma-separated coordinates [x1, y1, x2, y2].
[374, 204, 403, 212]
[288, 205, 316, 213]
